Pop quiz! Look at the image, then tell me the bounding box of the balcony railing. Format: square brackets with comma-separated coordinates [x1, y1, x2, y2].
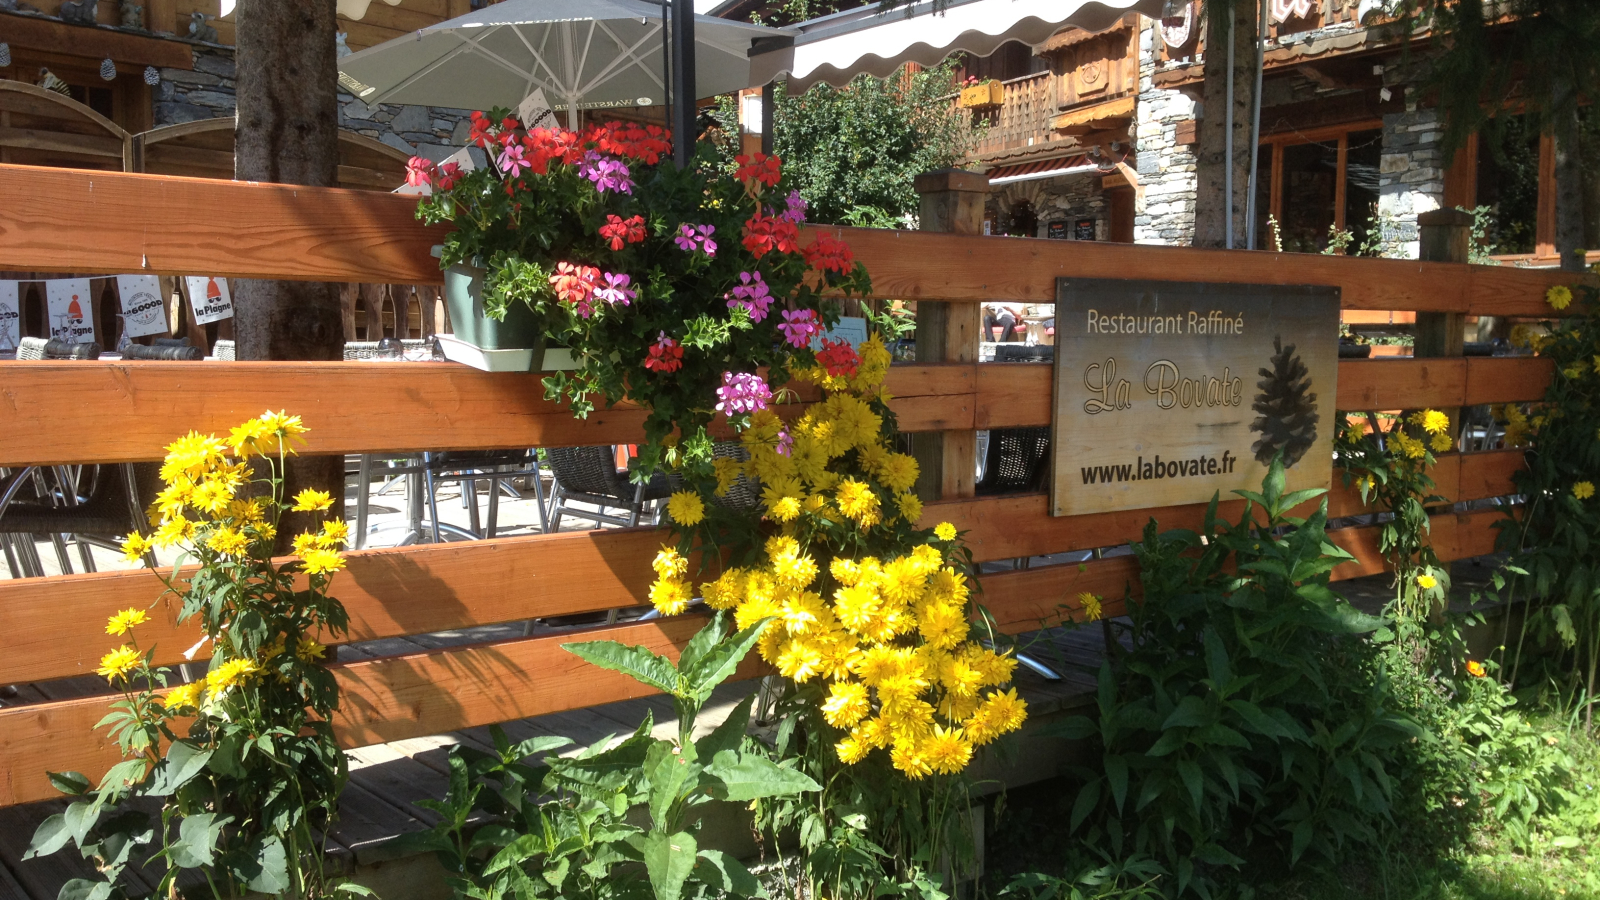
[966, 72, 1058, 161]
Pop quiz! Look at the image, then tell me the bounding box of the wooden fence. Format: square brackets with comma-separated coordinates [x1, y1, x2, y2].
[0, 163, 1588, 809]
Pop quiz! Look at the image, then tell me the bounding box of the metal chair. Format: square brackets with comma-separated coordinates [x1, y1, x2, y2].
[978, 344, 1054, 496]
[0, 464, 151, 578]
[666, 441, 763, 511]
[545, 446, 673, 530]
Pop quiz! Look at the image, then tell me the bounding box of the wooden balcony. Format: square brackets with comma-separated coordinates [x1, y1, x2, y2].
[966, 72, 1061, 162]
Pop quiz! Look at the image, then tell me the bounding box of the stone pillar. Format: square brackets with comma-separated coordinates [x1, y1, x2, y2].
[1134, 19, 1198, 246]
[912, 169, 987, 501]
[1377, 77, 1447, 259]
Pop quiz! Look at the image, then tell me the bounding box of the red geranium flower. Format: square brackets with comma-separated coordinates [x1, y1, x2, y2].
[599, 214, 647, 251]
[734, 152, 782, 193]
[644, 333, 683, 373]
[741, 212, 800, 259]
[549, 262, 601, 311]
[436, 161, 463, 191]
[815, 338, 860, 378]
[802, 233, 855, 274]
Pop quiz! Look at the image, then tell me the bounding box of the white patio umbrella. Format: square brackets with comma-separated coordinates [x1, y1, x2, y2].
[336, 0, 791, 129]
[750, 0, 1167, 91]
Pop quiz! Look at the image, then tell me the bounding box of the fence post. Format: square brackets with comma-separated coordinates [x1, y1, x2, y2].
[1415, 209, 1471, 356]
[912, 169, 988, 501]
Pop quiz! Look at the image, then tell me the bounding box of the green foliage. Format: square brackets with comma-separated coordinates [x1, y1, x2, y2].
[1491, 282, 1600, 721]
[765, 62, 976, 227]
[1035, 460, 1422, 896]
[396, 613, 819, 900]
[26, 423, 355, 898]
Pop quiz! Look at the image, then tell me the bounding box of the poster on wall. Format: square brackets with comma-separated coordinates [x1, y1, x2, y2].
[1046, 220, 1069, 240]
[46, 278, 96, 344]
[185, 276, 234, 325]
[116, 274, 169, 338]
[1050, 278, 1340, 517]
[1073, 218, 1097, 241]
[0, 281, 19, 352]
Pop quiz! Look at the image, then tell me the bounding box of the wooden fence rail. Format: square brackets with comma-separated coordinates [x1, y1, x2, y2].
[0, 163, 1585, 809]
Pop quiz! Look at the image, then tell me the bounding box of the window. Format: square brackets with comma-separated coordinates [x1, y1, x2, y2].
[1257, 125, 1383, 254]
[1475, 116, 1541, 255]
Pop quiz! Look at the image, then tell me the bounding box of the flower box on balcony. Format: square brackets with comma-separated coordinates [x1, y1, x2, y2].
[958, 80, 1004, 109]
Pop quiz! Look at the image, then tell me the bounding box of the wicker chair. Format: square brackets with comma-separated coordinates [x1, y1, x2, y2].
[422, 449, 546, 542]
[344, 339, 434, 360]
[0, 464, 152, 578]
[977, 344, 1054, 495]
[667, 441, 762, 511]
[545, 446, 673, 529]
[212, 339, 236, 360]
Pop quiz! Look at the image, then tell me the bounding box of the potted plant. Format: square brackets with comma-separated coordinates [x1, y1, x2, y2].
[407, 113, 870, 475]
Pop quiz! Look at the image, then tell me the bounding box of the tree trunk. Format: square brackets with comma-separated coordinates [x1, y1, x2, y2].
[1550, 85, 1586, 273]
[233, 0, 346, 532]
[1192, 0, 1258, 249]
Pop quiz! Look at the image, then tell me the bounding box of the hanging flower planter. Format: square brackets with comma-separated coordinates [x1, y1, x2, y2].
[437, 261, 547, 371]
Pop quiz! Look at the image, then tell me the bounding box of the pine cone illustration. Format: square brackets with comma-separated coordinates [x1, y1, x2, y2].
[1250, 335, 1319, 467]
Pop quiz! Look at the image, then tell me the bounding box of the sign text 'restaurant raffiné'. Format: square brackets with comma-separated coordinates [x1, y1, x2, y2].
[1085, 309, 1246, 335]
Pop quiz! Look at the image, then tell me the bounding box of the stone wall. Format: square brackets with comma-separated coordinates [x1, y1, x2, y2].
[1134, 21, 1198, 246]
[1375, 70, 1444, 260]
[153, 43, 472, 163]
[985, 173, 1111, 240]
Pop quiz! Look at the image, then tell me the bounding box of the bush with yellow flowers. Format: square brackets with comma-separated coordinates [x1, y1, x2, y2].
[1489, 282, 1600, 711]
[1334, 407, 1454, 622]
[640, 334, 1027, 895]
[27, 412, 355, 898]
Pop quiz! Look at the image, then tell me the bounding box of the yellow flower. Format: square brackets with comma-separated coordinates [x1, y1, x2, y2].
[319, 519, 350, 547]
[1391, 432, 1426, 460]
[1430, 432, 1454, 453]
[653, 546, 689, 579]
[1546, 284, 1573, 310]
[152, 479, 193, 521]
[776, 638, 824, 682]
[292, 531, 320, 557]
[291, 488, 333, 512]
[300, 547, 345, 575]
[889, 738, 932, 780]
[666, 491, 705, 526]
[1416, 573, 1438, 590]
[159, 431, 227, 483]
[711, 457, 744, 497]
[649, 576, 693, 616]
[1575, 481, 1596, 500]
[258, 410, 309, 441]
[105, 608, 149, 636]
[876, 453, 920, 493]
[834, 735, 869, 764]
[119, 532, 149, 563]
[205, 526, 250, 558]
[965, 688, 1028, 746]
[921, 725, 973, 775]
[821, 681, 871, 729]
[1466, 659, 1487, 678]
[205, 657, 261, 693]
[162, 681, 203, 711]
[934, 522, 958, 541]
[1077, 592, 1103, 622]
[151, 515, 196, 548]
[96, 645, 143, 680]
[895, 491, 923, 524]
[835, 479, 881, 526]
[189, 478, 234, 515]
[227, 417, 275, 456]
[701, 567, 747, 611]
[1409, 409, 1450, 436]
[296, 637, 327, 662]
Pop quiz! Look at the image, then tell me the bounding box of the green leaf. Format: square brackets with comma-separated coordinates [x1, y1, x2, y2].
[694, 694, 754, 760]
[1104, 755, 1129, 814]
[639, 830, 698, 900]
[511, 735, 574, 760]
[676, 614, 729, 678]
[1177, 759, 1204, 812]
[1162, 696, 1211, 729]
[25, 813, 72, 859]
[646, 742, 697, 832]
[542, 854, 571, 888]
[681, 621, 772, 701]
[48, 771, 91, 796]
[702, 750, 820, 802]
[242, 835, 290, 894]
[1069, 779, 1100, 833]
[562, 640, 679, 695]
[169, 813, 229, 869]
[55, 880, 112, 900]
[696, 848, 764, 897]
[484, 834, 545, 875]
[63, 801, 101, 846]
[149, 740, 213, 797]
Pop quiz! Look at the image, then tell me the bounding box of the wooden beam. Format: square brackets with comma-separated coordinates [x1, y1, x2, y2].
[0, 616, 754, 807]
[0, 362, 974, 466]
[0, 11, 193, 68]
[0, 126, 126, 158]
[0, 166, 1592, 316]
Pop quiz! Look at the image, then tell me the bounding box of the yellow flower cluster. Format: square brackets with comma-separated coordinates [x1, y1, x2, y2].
[1391, 409, 1454, 459]
[121, 412, 346, 576]
[1495, 403, 1538, 448]
[648, 337, 1026, 780]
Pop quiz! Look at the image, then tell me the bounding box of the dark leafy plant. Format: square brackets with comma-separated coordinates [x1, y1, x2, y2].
[1044, 459, 1424, 897]
[393, 613, 819, 900]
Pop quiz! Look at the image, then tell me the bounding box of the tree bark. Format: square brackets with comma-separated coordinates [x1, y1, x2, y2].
[1192, 0, 1258, 249]
[1550, 84, 1586, 273]
[233, 0, 346, 532]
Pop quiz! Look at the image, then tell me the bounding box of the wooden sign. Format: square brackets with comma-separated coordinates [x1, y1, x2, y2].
[1050, 278, 1340, 517]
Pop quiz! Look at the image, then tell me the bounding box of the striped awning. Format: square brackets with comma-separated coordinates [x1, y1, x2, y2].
[985, 155, 1097, 185]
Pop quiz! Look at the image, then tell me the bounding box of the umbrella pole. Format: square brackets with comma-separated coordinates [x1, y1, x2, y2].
[670, 0, 695, 169]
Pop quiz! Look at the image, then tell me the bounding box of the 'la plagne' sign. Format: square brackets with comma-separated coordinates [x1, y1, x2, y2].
[1050, 278, 1340, 517]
